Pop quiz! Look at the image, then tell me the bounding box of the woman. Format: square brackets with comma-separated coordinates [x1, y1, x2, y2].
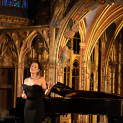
[22, 60, 53, 123]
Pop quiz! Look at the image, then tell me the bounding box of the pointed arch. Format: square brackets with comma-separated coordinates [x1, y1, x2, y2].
[19, 30, 48, 63]
[0, 33, 18, 57]
[76, 19, 86, 44]
[0, 34, 6, 47]
[84, 3, 123, 61]
[104, 18, 123, 74]
[53, 0, 90, 62]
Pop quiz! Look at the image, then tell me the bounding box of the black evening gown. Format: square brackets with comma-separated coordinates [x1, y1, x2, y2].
[23, 84, 45, 123]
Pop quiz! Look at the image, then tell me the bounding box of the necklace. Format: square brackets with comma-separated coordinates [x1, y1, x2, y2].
[30, 75, 38, 80]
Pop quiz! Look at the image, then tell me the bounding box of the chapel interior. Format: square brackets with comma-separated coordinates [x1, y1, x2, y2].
[0, 0, 123, 123]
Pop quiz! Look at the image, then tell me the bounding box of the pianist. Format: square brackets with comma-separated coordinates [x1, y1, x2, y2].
[22, 60, 53, 123]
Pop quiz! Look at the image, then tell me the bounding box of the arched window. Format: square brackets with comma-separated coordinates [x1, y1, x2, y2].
[72, 60, 79, 90]
[63, 32, 80, 90]
[72, 32, 80, 54]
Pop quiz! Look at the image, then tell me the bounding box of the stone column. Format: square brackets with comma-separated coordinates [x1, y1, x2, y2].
[108, 66, 112, 93]
[49, 64, 56, 83]
[101, 36, 106, 92]
[13, 64, 18, 107]
[84, 62, 87, 90]
[110, 65, 115, 93]
[49, 26, 56, 85]
[86, 62, 91, 91]
[17, 62, 24, 97]
[79, 42, 85, 90]
[95, 42, 99, 91]
[57, 63, 63, 83]
[48, 63, 57, 98]
[118, 33, 122, 94]
[112, 67, 116, 93]
[78, 42, 85, 123]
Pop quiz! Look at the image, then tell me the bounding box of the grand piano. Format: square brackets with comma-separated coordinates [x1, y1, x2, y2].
[9, 82, 123, 123]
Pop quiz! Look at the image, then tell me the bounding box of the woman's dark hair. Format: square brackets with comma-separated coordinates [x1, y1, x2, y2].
[31, 60, 41, 70]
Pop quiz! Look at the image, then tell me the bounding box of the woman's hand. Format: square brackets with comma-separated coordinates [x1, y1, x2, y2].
[47, 81, 55, 90]
[45, 82, 55, 96]
[22, 91, 27, 99]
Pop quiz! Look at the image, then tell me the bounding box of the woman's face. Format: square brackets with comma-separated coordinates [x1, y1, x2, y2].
[30, 62, 40, 74]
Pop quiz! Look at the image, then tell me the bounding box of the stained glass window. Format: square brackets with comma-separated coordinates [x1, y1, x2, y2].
[2, 0, 28, 9]
[22, 0, 28, 9]
[2, 0, 7, 6]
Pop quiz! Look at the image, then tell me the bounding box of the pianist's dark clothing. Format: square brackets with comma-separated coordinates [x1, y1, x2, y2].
[23, 84, 45, 123]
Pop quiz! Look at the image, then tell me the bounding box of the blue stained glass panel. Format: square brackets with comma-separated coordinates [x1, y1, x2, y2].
[2, 0, 8, 6]
[2, 0, 28, 9]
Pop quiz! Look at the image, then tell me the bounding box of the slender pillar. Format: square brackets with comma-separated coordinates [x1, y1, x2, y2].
[13, 64, 18, 107]
[17, 62, 24, 97]
[49, 64, 56, 82]
[98, 39, 101, 92]
[49, 27, 56, 85]
[118, 33, 122, 94]
[119, 29, 123, 96]
[57, 63, 63, 83]
[101, 39, 105, 92]
[112, 67, 115, 93]
[95, 42, 99, 91]
[78, 42, 85, 123]
[79, 42, 85, 90]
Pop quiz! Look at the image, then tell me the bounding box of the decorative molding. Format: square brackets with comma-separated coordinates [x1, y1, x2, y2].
[0, 15, 33, 27]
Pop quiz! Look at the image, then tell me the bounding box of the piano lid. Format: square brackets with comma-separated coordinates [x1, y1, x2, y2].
[51, 82, 123, 99]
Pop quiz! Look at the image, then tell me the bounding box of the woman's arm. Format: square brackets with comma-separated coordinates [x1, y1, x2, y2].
[45, 81, 54, 96]
[41, 77, 54, 96]
[22, 79, 27, 99]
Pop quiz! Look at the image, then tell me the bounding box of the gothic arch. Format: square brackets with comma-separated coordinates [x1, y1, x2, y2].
[53, 1, 122, 63]
[19, 30, 48, 63]
[84, 3, 123, 61]
[17, 30, 49, 96]
[53, 0, 92, 63]
[104, 18, 123, 75]
[52, 1, 123, 93]
[0, 33, 18, 59]
[0, 33, 16, 48]
[0, 34, 6, 47]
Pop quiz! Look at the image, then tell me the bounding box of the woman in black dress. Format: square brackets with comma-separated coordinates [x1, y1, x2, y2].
[22, 61, 52, 123]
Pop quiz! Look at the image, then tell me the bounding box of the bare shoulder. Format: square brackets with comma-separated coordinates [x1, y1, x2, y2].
[24, 77, 30, 84]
